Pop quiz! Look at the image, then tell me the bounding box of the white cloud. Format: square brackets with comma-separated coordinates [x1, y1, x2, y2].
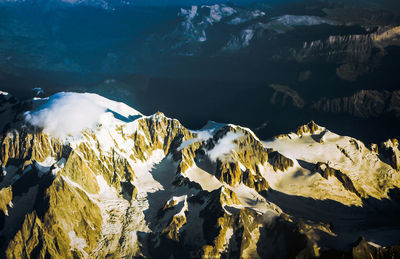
[25, 92, 107, 138]
[207, 131, 243, 162]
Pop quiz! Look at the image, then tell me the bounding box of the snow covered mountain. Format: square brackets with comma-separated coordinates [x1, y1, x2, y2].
[0, 91, 400, 258]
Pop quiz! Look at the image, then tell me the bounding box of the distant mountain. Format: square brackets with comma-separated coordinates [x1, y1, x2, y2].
[0, 0, 275, 8]
[312, 89, 400, 119]
[1, 91, 400, 258]
[1, 1, 399, 86]
[295, 25, 400, 81]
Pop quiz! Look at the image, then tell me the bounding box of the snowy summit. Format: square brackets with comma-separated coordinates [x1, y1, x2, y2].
[24, 92, 142, 138]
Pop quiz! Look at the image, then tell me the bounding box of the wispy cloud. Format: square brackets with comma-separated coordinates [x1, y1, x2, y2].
[207, 131, 243, 162]
[25, 92, 106, 138]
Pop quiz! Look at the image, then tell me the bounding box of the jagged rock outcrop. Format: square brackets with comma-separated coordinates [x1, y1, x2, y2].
[171, 123, 289, 193]
[312, 90, 400, 119]
[314, 162, 361, 197]
[199, 187, 264, 259]
[207, 125, 270, 192]
[296, 120, 320, 136]
[295, 26, 400, 81]
[267, 149, 294, 172]
[160, 196, 188, 242]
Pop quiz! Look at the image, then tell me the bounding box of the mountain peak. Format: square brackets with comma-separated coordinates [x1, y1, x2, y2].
[24, 92, 142, 138]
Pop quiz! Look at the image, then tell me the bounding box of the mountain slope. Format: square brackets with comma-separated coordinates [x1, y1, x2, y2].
[0, 91, 399, 258]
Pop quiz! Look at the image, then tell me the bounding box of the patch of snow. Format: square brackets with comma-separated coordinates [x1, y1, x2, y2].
[68, 231, 88, 257]
[263, 131, 344, 163]
[233, 184, 281, 214]
[184, 166, 222, 191]
[238, 162, 246, 172]
[368, 241, 382, 248]
[35, 157, 57, 174]
[96, 175, 118, 199]
[178, 138, 202, 151]
[228, 124, 261, 142]
[68, 231, 87, 249]
[189, 121, 224, 142]
[222, 228, 234, 251]
[175, 195, 188, 217]
[63, 175, 146, 258]
[131, 149, 166, 194]
[35, 157, 66, 176]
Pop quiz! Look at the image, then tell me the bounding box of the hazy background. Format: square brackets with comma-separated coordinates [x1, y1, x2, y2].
[1, 0, 399, 143]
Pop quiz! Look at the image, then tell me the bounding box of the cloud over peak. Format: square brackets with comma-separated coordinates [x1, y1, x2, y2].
[25, 92, 107, 138]
[24, 92, 141, 138]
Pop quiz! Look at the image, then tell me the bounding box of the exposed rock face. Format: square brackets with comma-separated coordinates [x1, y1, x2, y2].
[160, 196, 188, 242]
[198, 187, 266, 259]
[312, 90, 400, 119]
[267, 149, 294, 172]
[314, 162, 361, 197]
[295, 120, 320, 136]
[1, 91, 400, 259]
[210, 126, 273, 192]
[0, 187, 12, 215]
[172, 124, 279, 193]
[295, 26, 400, 81]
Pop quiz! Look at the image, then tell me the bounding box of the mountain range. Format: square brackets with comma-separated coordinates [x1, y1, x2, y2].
[1, 90, 399, 258]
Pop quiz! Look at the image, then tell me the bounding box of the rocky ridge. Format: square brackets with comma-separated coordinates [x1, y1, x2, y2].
[295, 26, 400, 81]
[312, 89, 400, 119]
[0, 91, 399, 258]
